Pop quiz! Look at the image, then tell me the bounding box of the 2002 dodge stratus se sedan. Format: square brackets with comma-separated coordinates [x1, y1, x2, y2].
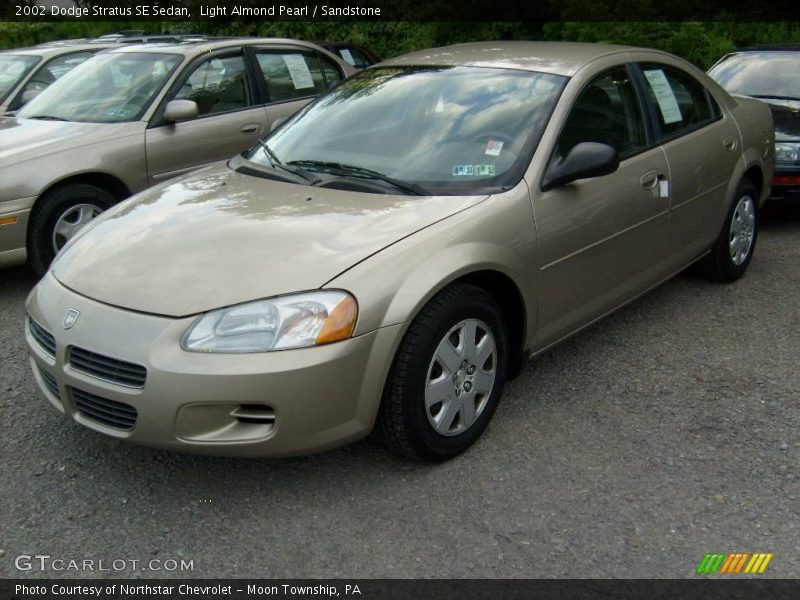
[26, 42, 774, 462]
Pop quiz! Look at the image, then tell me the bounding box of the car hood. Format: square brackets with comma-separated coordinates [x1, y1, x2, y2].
[756, 99, 800, 142]
[0, 117, 143, 166]
[53, 164, 487, 317]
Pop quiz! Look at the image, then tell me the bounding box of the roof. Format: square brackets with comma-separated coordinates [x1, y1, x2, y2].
[381, 41, 642, 76]
[1, 41, 117, 57]
[106, 37, 329, 56]
[736, 44, 800, 52]
[0, 34, 208, 57]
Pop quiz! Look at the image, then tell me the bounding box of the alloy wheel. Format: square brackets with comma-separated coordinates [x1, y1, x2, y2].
[52, 203, 103, 253]
[729, 195, 755, 266]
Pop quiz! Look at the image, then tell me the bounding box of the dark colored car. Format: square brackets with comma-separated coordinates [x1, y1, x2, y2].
[316, 42, 381, 69]
[709, 46, 800, 201]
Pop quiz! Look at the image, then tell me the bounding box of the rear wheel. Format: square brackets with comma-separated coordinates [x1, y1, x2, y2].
[376, 283, 508, 462]
[699, 178, 758, 283]
[28, 183, 115, 277]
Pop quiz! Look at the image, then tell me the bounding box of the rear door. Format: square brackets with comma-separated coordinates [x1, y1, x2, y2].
[633, 61, 741, 263]
[248, 46, 345, 133]
[145, 48, 269, 184]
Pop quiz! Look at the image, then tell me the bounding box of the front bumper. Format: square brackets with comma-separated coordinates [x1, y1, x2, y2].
[0, 196, 35, 268]
[25, 273, 404, 457]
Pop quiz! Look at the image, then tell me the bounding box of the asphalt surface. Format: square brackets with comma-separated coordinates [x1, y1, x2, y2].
[1, 204, 798, 580]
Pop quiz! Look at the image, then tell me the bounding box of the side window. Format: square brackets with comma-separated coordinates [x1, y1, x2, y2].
[254, 51, 327, 103]
[337, 47, 372, 69]
[11, 51, 94, 109]
[318, 54, 344, 88]
[174, 54, 251, 116]
[556, 66, 647, 160]
[639, 64, 715, 138]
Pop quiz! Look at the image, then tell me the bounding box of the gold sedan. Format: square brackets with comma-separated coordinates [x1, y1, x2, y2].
[25, 42, 774, 461]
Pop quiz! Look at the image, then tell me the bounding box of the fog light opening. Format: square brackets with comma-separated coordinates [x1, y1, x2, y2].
[230, 404, 276, 424]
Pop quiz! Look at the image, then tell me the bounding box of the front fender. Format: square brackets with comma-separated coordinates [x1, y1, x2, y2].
[326, 184, 539, 347]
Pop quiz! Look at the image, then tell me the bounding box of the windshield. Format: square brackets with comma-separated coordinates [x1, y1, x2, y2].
[709, 52, 800, 100]
[0, 54, 40, 104]
[246, 66, 566, 194]
[18, 52, 182, 122]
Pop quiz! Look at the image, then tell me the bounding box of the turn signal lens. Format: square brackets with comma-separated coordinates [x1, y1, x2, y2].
[316, 295, 358, 345]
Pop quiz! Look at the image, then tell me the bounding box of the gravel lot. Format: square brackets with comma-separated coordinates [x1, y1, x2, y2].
[1, 204, 798, 579]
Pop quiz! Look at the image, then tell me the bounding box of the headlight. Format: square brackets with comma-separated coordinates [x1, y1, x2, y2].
[182, 291, 358, 353]
[775, 141, 800, 163]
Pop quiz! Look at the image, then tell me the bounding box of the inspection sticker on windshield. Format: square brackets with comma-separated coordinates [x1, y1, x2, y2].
[643, 69, 682, 124]
[452, 164, 496, 176]
[106, 107, 132, 119]
[283, 54, 315, 90]
[485, 140, 504, 156]
[339, 48, 355, 65]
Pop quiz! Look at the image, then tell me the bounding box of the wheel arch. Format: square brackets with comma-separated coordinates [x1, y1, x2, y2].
[454, 270, 528, 380]
[33, 172, 132, 213]
[742, 164, 763, 201]
[377, 261, 531, 383]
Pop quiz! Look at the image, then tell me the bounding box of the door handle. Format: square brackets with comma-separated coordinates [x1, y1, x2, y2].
[240, 123, 261, 135]
[723, 135, 737, 151]
[639, 170, 660, 190]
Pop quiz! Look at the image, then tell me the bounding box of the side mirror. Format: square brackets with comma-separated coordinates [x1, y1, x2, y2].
[163, 99, 199, 123]
[542, 142, 620, 191]
[21, 89, 41, 105]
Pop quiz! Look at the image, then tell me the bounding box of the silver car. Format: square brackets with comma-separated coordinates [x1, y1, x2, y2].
[25, 42, 774, 462]
[0, 34, 197, 113]
[0, 40, 109, 114]
[0, 37, 356, 274]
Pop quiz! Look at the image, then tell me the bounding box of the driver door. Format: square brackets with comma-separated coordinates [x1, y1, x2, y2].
[532, 65, 672, 348]
[145, 50, 269, 184]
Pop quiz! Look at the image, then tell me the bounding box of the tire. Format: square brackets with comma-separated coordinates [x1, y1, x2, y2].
[28, 183, 116, 277]
[698, 178, 759, 283]
[376, 282, 509, 462]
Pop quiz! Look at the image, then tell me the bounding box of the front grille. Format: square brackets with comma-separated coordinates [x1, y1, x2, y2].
[39, 368, 60, 399]
[68, 347, 147, 388]
[29, 317, 56, 357]
[71, 387, 138, 430]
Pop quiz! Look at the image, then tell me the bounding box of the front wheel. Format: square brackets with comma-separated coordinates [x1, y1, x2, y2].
[28, 183, 116, 277]
[376, 283, 509, 462]
[699, 178, 759, 283]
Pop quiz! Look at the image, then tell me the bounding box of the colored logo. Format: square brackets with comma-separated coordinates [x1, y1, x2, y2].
[696, 552, 773, 574]
[63, 309, 80, 330]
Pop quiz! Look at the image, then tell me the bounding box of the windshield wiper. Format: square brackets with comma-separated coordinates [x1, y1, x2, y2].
[29, 115, 68, 121]
[256, 141, 320, 185]
[287, 160, 429, 196]
[751, 94, 800, 102]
